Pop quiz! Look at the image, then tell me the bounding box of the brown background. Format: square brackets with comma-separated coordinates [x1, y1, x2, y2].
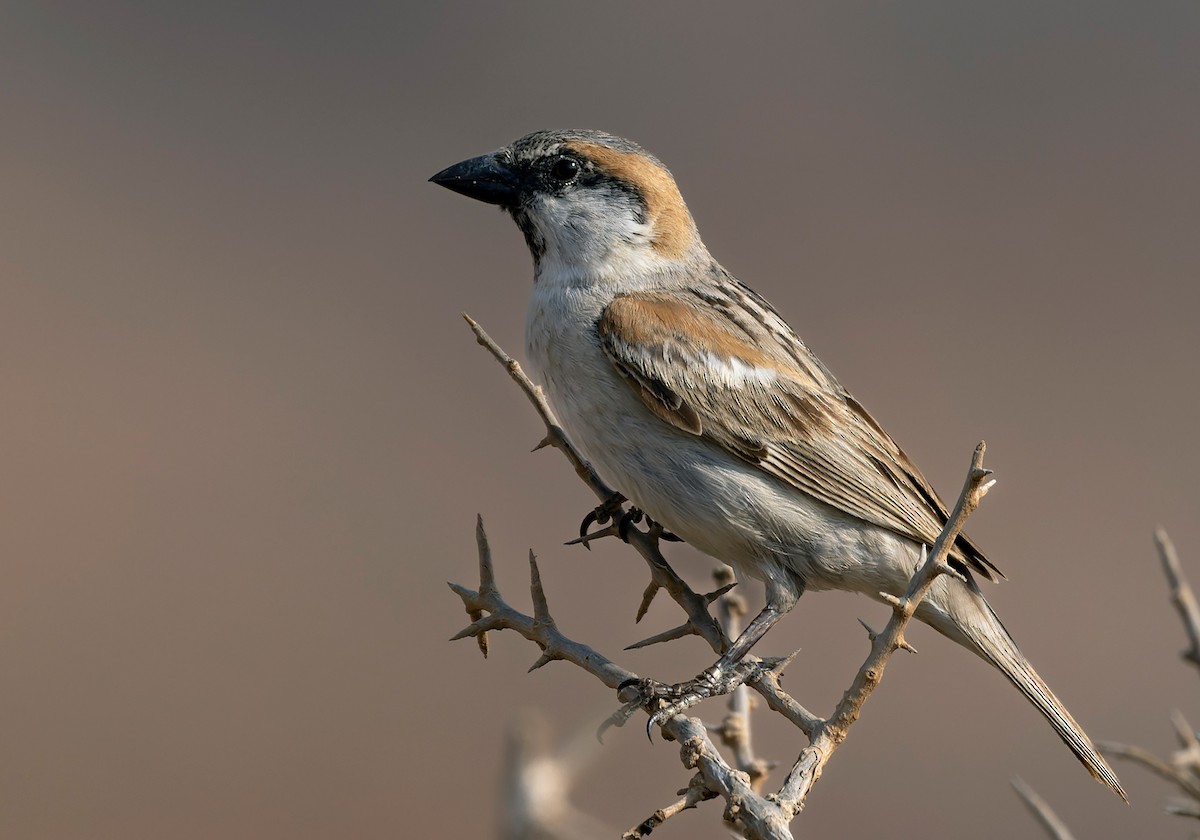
[2, 3, 1198, 837]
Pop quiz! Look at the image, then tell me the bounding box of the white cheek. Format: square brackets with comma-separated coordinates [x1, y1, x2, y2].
[532, 194, 657, 278]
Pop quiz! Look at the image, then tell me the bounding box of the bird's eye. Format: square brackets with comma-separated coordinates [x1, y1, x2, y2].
[549, 156, 580, 183]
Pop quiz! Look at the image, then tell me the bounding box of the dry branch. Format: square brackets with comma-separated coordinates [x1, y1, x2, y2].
[1012, 777, 1076, 840]
[1096, 740, 1200, 802]
[449, 518, 796, 840]
[449, 518, 633, 689]
[1100, 530, 1200, 820]
[711, 566, 773, 793]
[1156, 528, 1200, 674]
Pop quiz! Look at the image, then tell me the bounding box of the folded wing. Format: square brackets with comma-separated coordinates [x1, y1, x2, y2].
[597, 285, 1001, 582]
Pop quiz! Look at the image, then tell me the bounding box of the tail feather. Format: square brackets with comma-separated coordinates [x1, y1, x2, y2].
[923, 583, 1128, 802]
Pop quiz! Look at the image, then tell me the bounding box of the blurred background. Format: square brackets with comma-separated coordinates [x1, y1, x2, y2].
[2, 2, 1198, 837]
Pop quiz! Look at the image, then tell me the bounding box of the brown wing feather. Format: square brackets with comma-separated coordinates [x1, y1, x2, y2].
[598, 288, 1002, 582]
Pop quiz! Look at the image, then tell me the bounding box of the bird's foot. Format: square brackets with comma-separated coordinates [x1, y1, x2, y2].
[575, 492, 626, 549]
[619, 660, 762, 739]
[574, 494, 682, 547]
[616, 508, 682, 543]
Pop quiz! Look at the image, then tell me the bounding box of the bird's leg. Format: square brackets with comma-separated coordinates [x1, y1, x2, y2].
[623, 584, 800, 737]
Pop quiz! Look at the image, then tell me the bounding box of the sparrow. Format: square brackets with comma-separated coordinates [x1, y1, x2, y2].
[430, 129, 1125, 800]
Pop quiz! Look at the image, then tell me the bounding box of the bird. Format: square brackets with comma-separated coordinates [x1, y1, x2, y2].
[430, 129, 1126, 800]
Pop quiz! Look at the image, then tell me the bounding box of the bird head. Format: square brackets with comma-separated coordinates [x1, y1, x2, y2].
[430, 130, 704, 281]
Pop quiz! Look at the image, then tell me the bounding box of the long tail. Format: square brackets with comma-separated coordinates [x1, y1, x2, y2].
[919, 580, 1128, 802]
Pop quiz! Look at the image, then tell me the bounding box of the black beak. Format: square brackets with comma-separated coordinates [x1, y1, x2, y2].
[429, 152, 520, 206]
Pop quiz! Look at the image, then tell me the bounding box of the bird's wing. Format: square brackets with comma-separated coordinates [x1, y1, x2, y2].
[597, 285, 1001, 581]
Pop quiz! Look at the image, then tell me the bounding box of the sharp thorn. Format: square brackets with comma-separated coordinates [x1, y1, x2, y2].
[529, 551, 552, 622]
[939, 564, 968, 584]
[635, 581, 661, 623]
[704, 582, 738, 603]
[447, 581, 476, 600]
[779, 648, 802, 670]
[624, 622, 692, 650]
[450, 624, 482, 642]
[475, 515, 497, 594]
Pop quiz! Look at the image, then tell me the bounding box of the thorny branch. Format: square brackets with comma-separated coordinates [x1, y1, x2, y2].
[451, 316, 996, 838]
[627, 569, 777, 840]
[711, 566, 774, 793]
[1098, 530, 1200, 820]
[450, 518, 793, 840]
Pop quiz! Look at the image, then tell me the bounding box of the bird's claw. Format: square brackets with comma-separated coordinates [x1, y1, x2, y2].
[596, 696, 642, 743]
[576, 494, 682, 546]
[577, 492, 627, 549]
[617, 508, 682, 544]
[618, 661, 762, 741]
[617, 508, 645, 541]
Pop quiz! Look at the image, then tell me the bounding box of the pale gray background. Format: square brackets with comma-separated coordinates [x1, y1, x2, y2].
[1, 2, 1198, 837]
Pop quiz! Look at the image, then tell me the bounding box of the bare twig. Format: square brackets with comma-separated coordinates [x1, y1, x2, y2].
[711, 566, 773, 793]
[1012, 776, 1076, 840]
[1100, 531, 1200, 820]
[622, 774, 716, 839]
[449, 517, 634, 688]
[449, 517, 797, 839]
[1097, 740, 1200, 802]
[1165, 799, 1200, 818]
[1169, 708, 1200, 769]
[625, 582, 736, 651]
[1156, 528, 1200, 673]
